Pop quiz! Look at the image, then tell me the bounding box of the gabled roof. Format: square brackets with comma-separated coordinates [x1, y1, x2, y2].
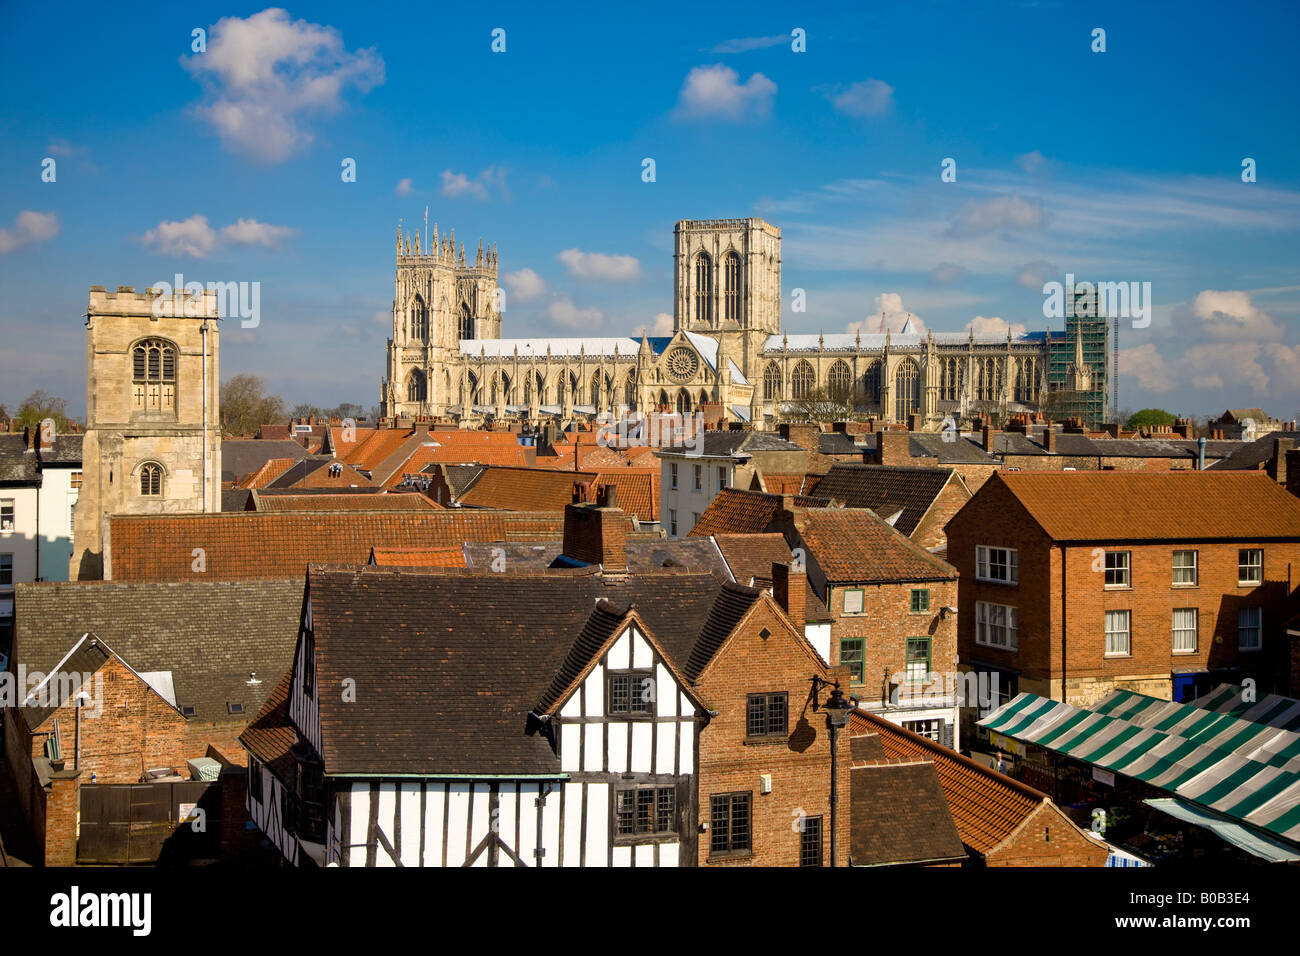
[221, 439, 311, 485]
[818, 432, 862, 456]
[711, 533, 834, 623]
[107, 511, 569, 580]
[15, 578, 302, 723]
[595, 469, 660, 521]
[814, 464, 965, 538]
[1210, 431, 1300, 471]
[688, 487, 832, 537]
[239, 671, 298, 785]
[850, 759, 967, 866]
[37, 434, 82, 466]
[659, 430, 806, 458]
[302, 566, 754, 775]
[460, 537, 732, 581]
[253, 491, 438, 512]
[787, 508, 957, 584]
[238, 457, 302, 489]
[978, 470, 1300, 541]
[458, 466, 599, 511]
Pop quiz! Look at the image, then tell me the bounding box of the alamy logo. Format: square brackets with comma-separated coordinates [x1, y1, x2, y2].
[596, 411, 706, 457]
[1042, 273, 1151, 328]
[150, 272, 261, 328]
[49, 886, 151, 936]
[1, 667, 104, 718]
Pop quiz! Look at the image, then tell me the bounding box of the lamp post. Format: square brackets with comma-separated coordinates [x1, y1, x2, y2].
[812, 676, 854, 866]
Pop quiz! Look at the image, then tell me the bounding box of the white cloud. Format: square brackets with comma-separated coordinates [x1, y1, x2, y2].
[221, 218, 297, 247]
[183, 8, 384, 163]
[847, 293, 927, 334]
[503, 268, 547, 302]
[947, 195, 1045, 237]
[966, 315, 1027, 338]
[0, 210, 59, 254]
[826, 78, 894, 117]
[711, 35, 787, 53]
[1185, 289, 1284, 342]
[634, 313, 675, 337]
[547, 297, 604, 329]
[1017, 150, 1048, 174]
[440, 166, 508, 201]
[929, 262, 966, 284]
[141, 214, 218, 258]
[675, 64, 776, 120]
[141, 214, 296, 257]
[1119, 343, 1174, 394]
[557, 248, 641, 280]
[1017, 260, 1056, 290]
[394, 177, 414, 197]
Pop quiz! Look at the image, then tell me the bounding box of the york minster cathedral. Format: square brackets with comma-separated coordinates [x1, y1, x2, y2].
[381, 217, 1109, 430]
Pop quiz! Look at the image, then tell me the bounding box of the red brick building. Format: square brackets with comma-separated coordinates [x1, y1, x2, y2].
[945, 471, 1300, 740]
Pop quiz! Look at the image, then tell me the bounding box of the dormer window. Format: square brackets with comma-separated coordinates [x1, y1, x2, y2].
[132, 339, 176, 413]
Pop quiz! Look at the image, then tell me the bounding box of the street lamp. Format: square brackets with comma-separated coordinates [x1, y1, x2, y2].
[812, 675, 855, 867]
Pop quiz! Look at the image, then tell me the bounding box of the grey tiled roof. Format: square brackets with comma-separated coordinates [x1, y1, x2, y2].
[0, 434, 38, 482]
[658, 430, 805, 457]
[814, 464, 959, 537]
[15, 578, 303, 725]
[221, 439, 312, 484]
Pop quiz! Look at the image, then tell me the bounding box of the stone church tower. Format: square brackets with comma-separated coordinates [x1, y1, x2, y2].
[72, 286, 221, 579]
[673, 218, 781, 384]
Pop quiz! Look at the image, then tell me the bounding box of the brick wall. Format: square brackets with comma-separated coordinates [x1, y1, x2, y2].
[985, 800, 1108, 866]
[694, 598, 852, 867]
[825, 578, 959, 708]
[947, 480, 1300, 707]
[910, 477, 972, 553]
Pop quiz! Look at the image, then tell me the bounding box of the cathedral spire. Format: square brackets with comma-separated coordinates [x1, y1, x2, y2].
[477, 238, 484, 268]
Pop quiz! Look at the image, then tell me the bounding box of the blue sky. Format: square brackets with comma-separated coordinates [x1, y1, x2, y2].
[2, 0, 1298, 420]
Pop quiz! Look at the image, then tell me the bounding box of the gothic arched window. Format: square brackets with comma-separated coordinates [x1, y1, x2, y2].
[827, 359, 851, 396]
[624, 373, 637, 409]
[139, 462, 163, 496]
[412, 296, 428, 341]
[860, 360, 882, 404]
[676, 389, 693, 415]
[695, 252, 714, 326]
[459, 303, 474, 340]
[132, 338, 177, 413]
[407, 369, 427, 403]
[894, 359, 920, 421]
[941, 358, 962, 402]
[791, 360, 815, 400]
[978, 357, 1001, 402]
[723, 252, 742, 322]
[764, 361, 782, 401]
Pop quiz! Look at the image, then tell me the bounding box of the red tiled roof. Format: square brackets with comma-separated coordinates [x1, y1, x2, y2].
[688, 488, 831, 537]
[255, 492, 438, 512]
[290, 461, 376, 488]
[329, 426, 378, 459]
[458, 466, 600, 511]
[381, 435, 531, 484]
[851, 710, 1063, 856]
[239, 671, 298, 785]
[595, 469, 660, 521]
[369, 546, 466, 567]
[237, 457, 298, 489]
[760, 472, 822, 495]
[990, 470, 1300, 541]
[107, 510, 569, 581]
[790, 508, 956, 584]
[342, 428, 417, 471]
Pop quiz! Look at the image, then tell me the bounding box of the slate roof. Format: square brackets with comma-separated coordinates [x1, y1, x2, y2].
[818, 432, 863, 456]
[850, 759, 968, 866]
[658, 430, 806, 457]
[303, 566, 758, 775]
[460, 537, 732, 581]
[788, 508, 958, 584]
[0, 434, 38, 483]
[222, 488, 253, 512]
[221, 439, 311, 484]
[15, 578, 303, 724]
[107, 511, 570, 580]
[987, 470, 1300, 541]
[38, 435, 82, 466]
[852, 710, 1054, 856]
[814, 464, 964, 537]
[20, 635, 114, 731]
[901, 433, 999, 465]
[688, 488, 833, 537]
[1210, 431, 1300, 471]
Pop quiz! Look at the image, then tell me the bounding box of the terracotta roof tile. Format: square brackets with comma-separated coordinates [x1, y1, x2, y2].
[368, 546, 466, 567]
[255, 492, 438, 512]
[814, 464, 964, 537]
[688, 488, 832, 537]
[458, 466, 599, 511]
[789, 508, 957, 584]
[237, 457, 299, 489]
[595, 469, 660, 521]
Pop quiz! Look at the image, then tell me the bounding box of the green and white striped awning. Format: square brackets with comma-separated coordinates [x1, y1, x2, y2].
[979, 687, 1300, 848]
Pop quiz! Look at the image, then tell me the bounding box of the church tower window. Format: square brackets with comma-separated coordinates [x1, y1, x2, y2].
[459, 303, 474, 340]
[412, 296, 428, 341]
[132, 339, 177, 413]
[407, 369, 427, 403]
[723, 252, 741, 322]
[695, 253, 714, 326]
[139, 462, 163, 497]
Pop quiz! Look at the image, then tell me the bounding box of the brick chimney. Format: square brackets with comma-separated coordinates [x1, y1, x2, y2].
[563, 488, 628, 575]
[778, 422, 820, 453]
[981, 424, 998, 453]
[1267, 437, 1295, 485]
[1044, 426, 1057, 453]
[772, 561, 806, 627]
[39, 420, 54, 453]
[877, 429, 912, 466]
[1286, 449, 1300, 500]
[907, 413, 922, 432]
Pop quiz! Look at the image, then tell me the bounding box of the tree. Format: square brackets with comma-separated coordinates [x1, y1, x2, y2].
[16, 390, 74, 431]
[221, 374, 287, 437]
[1126, 408, 1177, 429]
[780, 383, 859, 423]
[291, 403, 321, 420]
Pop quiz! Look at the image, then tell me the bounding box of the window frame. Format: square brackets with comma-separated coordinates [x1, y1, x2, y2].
[607, 669, 655, 717]
[1238, 607, 1262, 652]
[1104, 609, 1132, 658]
[0, 553, 12, 587]
[910, 588, 930, 614]
[799, 814, 823, 868]
[1172, 607, 1198, 654]
[669, 509, 677, 537]
[717, 466, 727, 491]
[693, 464, 702, 491]
[841, 587, 866, 615]
[746, 692, 789, 740]
[669, 462, 678, 490]
[839, 637, 865, 684]
[905, 636, 931, 684]
[1103, 550, 1131, 589]
[1172, 549, 1198, 588]
[139, 462, 163, 497]
[976, 545, 1018, 585]
[1238, 549, 1263, 586]
[613, 785, 677, 842]
[975, 600, 1018, 651]
[0, 498, 13, 532]
[709, 791, 752, 858]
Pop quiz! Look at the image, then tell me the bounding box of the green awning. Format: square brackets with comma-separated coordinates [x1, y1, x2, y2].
[1144, 798, 1300, 863]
